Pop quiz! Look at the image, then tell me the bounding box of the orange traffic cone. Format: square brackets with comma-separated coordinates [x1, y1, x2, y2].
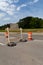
[5, 32, 8, 38]
[28, 32, 32, 40]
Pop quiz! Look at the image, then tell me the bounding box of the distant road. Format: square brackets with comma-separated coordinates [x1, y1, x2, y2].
[0, 32, 43, 40]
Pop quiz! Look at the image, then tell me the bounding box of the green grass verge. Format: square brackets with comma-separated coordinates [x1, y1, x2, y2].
[23, 29, 43, 32]
[0, 29, 43, 32]
[0, 30, 5, 32]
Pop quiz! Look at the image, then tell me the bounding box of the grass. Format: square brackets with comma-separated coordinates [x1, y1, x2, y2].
[23, 29, 43, 32]
[0, 30, 5, 32]
[0, 29, 43, 32]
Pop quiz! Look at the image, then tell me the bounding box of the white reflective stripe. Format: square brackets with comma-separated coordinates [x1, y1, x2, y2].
[0, 43, 6, 45]
[28, 36, 32, 38]
[28, 34, 32, 38]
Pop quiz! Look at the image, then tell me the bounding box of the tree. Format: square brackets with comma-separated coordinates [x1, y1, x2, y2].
[18, 16, 43, 29]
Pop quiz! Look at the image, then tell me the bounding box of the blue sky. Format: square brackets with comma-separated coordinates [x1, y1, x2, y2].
[0, 0, 43, 26]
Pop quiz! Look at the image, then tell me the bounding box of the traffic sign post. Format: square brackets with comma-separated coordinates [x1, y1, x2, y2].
[6, 27, 16, 47]
[6, 27, 10, 43]
[19, 28, 27, 42]
[20, 28, 23, 40]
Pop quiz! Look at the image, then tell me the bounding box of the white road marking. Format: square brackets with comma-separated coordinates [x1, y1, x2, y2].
[0, 43, 6, 46]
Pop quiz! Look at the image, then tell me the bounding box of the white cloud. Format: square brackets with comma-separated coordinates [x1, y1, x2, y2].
[0, 1, 9, 11]
[0, 13, 6, 19]
[17, 4, 27, 11]
[33, 0, 39, 3]
[0, 1, 16, 15]
[0, 0, 19, 3]
[0, 0, 39, 15]
[14, 0, 19, 3]
[29, 0, 39, 5]
[0, 1, 9, 6]
[7, 0, 19, 3]
[20, 4, 27, 7]
[0, 13, 5, 17]
[7, 0, 13, 4]
[3, 17, 10, 21]
[6, 4, 16, 15]
[17, 0, 39, 11]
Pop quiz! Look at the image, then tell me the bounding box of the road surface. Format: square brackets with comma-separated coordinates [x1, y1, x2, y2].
[0, 32, 43, 65]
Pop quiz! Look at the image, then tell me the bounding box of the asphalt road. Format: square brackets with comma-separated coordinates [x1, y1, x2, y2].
[0, 39, 43, 65]
[0, 32, 43, 65]
[33, 35, 43, 40]
[0, 32, 43, 43]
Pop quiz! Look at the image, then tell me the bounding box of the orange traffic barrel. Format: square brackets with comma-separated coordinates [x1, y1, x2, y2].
[5, 32, 8, 38]
[28, 32, 32, 40]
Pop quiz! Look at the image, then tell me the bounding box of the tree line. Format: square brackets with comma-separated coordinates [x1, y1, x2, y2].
[18, 16, 43, 29]
[0, 16, 43, 30]
[0, 24, 10, 30]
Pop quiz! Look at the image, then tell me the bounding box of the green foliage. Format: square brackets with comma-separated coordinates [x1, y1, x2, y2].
[18, 16, 43, 29]
[0, 24, 10, 30]
[0, 16, 43, 30]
